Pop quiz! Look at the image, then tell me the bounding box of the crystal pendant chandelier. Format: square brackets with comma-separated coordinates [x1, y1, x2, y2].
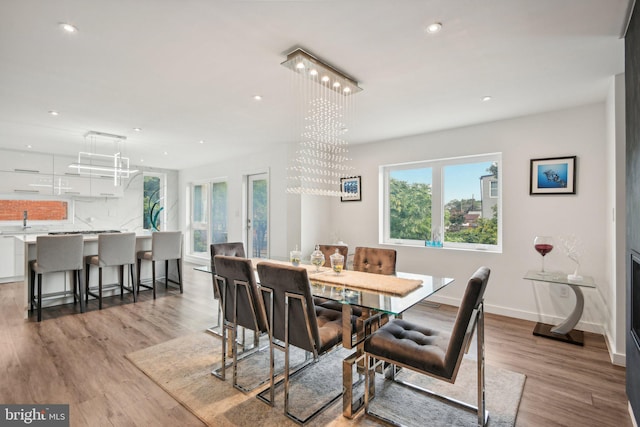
[282, 48, 361, 197]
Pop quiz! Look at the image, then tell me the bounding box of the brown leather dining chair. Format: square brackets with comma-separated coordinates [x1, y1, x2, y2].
[256, 261, 344, 425]
[318, 244, 349, 270]
[363, 266, 491, 426]
[352, 246, 397, 275]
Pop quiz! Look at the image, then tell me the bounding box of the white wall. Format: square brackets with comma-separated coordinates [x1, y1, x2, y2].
[605, 73, 627, 365]
[179, 144, 298, 264]
[71, 167, 179, 233]
[177, 102, 622, 361]
[329, 103, 611, 337]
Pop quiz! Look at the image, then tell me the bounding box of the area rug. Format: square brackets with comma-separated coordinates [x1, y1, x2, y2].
[126, 332, 525, 426]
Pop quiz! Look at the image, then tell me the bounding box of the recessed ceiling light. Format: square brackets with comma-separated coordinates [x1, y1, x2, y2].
[253, 95, 262, 101]
[59, 23, 78, 33]
[425, 22, 443, 34]
[482, 96, 492, 102]
[199, 140, 204, 144]
[133, 127, 142, 132]
[26, 145, 32, 149]
[163, 151, 168, 155]
[140, 159, 144, 163]
[48, 110, 59, 116]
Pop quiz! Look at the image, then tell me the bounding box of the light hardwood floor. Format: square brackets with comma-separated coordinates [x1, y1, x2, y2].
[0, 264, 631, 427]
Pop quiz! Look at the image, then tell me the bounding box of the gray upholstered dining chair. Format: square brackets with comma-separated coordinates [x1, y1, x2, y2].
[212, 255, 268, 392]
[136, 231, 183, 299]
[85, 232, 137, 309]
[209, 242, 246, 335]
[30, 234, 85, 322]
[256, 261, 344, 424]
[363, 266, 491, 426]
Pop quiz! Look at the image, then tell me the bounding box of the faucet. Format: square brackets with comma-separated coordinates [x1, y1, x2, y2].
[22, 210, 30, 230]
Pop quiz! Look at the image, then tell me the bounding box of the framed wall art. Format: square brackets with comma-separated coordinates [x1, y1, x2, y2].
[340, 176, 361, 202]
[530, 156, 576, 195]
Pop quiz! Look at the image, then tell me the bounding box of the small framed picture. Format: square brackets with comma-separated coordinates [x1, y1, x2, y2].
[340, 176, 361, 202]
[530, 156, 577, 195]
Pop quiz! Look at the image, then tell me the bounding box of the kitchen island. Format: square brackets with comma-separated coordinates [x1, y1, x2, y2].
[18, 232, 158, 319]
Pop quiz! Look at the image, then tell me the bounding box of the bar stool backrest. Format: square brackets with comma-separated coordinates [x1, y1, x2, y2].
[97, 232, 136, 267]
[151, 231, 183, 261]
[35, 234, 84, 273]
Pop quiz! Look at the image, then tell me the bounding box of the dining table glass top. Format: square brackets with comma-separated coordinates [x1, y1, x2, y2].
[196, 256, 454, 316]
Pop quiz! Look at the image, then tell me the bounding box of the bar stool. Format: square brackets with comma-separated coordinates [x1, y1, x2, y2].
[85, 232, 137, 309]
[136, 231, 183, 299]
[30, 234, 85, 322]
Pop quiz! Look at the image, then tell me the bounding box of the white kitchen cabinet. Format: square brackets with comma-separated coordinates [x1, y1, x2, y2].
[52, 174, 91, 196]
[0, 149, 53, 174]
[0, 171, 53, 195]
[89, 175, 124, 198]
[13, 236, 24, 279]
[0, 235, 16, 281]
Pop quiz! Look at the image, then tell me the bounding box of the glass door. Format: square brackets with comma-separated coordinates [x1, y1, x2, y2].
[191, 183, 209, 255]
[247, 173, 269, 258]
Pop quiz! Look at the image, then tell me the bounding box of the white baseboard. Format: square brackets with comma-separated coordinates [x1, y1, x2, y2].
[423, 294, 625, 364]
[604, 329, 627, 366]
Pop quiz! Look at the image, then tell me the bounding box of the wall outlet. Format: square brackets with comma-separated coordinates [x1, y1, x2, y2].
[559, 287, 569, 298]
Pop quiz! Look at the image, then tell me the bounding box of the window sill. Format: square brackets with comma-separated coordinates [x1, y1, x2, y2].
[381, 241, 502, 254]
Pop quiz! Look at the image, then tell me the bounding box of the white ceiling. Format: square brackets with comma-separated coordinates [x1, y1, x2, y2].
[0, 0, 630, 170]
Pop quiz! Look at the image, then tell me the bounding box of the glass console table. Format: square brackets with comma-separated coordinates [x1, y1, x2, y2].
[523, 270, 596, 346]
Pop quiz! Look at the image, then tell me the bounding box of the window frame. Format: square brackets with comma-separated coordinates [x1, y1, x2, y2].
[380, 153, 502, 252]
[187, 177, 229, 259]
[143, 172, 166, 231]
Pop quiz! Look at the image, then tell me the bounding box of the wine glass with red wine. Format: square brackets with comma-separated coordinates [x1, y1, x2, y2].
[534, 236, 554, 274]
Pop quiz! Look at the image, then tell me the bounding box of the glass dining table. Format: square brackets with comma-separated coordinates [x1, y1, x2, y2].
[195, 258, 454, 418]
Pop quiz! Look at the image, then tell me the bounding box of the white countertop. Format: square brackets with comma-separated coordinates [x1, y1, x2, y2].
[16, 232, 152, 243]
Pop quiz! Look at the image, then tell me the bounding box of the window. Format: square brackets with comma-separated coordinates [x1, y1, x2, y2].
[381, 153, 501, 251]
[188, 179, 228, 257]
[490, 180, 498, 198]
[143, 173, 165, 231]
[211, 182, 228, 244]
[191, 183, 208, 254]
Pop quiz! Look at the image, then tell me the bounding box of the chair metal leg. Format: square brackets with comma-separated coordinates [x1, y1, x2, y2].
[98, 267, 103, 310]
[177, 258, 183, 293]
[85, 264, 90, 303]
[477, 304, 487, 426]
[152, 260, 156, 299]
[164, 260, 169, 289]
[119, 265, 124, 299]
[37, 273, 42, 322]
[77, 269, 85, 313]
[29, 268, 34, 311]
[130, 264, 137, 302]
[136, 258, 142, 296]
